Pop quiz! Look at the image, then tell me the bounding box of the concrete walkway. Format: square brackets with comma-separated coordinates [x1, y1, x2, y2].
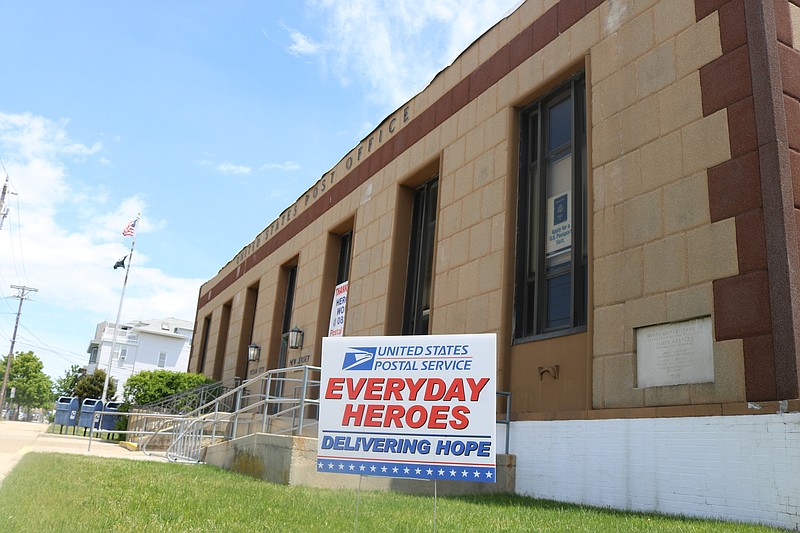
[0, 420, 164, 487]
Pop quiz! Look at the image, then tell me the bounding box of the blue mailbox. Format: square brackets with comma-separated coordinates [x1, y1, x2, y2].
[54, 396, 78, 431]
[78, 398, 104, 431]
[100, 401, 122, 433]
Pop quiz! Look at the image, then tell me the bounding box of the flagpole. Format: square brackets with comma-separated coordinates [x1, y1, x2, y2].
[102, 216, 139, 404]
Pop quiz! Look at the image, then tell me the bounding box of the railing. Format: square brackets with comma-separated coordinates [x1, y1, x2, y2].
[497, 391, 511, 455]
[136, 365, 321, 463]
[87, 411, 178, 454]
[135, 378, 236, 415]
[167, 418, 206, 462]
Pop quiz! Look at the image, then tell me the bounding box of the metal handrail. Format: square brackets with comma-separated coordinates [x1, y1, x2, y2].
[497, 391, 511, 455]
[184, 365, 320, 417]
[135, 378, 236, 415]
[142, 365, 322, 463]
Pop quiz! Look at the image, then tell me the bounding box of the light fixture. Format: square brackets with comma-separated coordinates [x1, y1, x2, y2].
[287, 326, 304, 350]
[247, 343, 261, 362]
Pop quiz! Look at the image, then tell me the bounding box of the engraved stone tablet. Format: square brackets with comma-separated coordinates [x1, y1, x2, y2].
[636, 317, 713, 388]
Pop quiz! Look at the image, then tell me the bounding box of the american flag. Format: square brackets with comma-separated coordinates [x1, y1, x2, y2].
[122, 218, 138, 237]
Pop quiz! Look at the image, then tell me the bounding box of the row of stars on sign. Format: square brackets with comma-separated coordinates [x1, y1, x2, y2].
[317, 461, 495, 480]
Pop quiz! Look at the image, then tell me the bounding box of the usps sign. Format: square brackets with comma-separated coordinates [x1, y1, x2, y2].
[317, 334, 496, 482]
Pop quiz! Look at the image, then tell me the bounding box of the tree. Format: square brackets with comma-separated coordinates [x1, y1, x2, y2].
[0, 351, 54, 415]
[54, 364, 85, 397]
[124, 370, 214, 406]
[74, 369, 115, 402]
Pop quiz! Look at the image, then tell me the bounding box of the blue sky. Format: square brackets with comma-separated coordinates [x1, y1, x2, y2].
[0, 0, 521, 382]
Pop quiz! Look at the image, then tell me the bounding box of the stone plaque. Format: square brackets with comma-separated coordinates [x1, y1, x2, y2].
[636, 317, 714, 388]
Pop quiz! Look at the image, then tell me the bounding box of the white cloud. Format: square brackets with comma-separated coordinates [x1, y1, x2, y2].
[260, 161, 301, 172]
[0, 112, 102, 160]
[287, 28, 322, 56]
[215, 162, 253, 175]
[301, 0, 520, 109]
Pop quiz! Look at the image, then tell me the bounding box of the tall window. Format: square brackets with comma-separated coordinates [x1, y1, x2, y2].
[89, 347, 98, 364]
[197, 316, 211, 373]
[403, 177, 438, 335]
[336, 231, 353, 285]
[515, 72, 587, 340]
[158, 352, 167, 368]
[213, 302, 232, 381]
[278, 265, 297, 369]
[239, 283, 260, 378]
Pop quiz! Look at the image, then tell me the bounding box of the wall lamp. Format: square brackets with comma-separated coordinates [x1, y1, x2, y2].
[287, 326, 304, 350]
[247, 343, 261, 362]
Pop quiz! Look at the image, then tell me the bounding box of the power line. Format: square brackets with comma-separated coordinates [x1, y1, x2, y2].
[17, 324, 89, 366]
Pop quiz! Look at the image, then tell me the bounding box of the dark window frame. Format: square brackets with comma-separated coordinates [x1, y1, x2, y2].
[276, 264, 298, 369]
[197, 315, 211, 373]
[336, 231, 353, 285]
[402, 176, 439, 335]
[514, 72, 587, 343]
[281, 265, 297, 336]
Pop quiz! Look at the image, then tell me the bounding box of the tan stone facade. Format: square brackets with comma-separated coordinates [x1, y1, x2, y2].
[190, 0, 800, 421]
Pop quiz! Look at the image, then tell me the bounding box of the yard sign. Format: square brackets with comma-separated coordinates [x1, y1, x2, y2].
[317, 333, 496, 482]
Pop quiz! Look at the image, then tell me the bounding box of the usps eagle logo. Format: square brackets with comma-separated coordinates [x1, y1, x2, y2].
[342, 347, 377, 370]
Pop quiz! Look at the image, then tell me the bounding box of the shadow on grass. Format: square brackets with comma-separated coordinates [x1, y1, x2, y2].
[46, 423, 121, 441]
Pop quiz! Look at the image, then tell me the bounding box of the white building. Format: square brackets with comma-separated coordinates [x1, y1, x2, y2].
[86, 317, 193, 400]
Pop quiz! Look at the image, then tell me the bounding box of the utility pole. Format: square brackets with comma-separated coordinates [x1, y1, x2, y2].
[0, 175, 10, 230]
[0, 285, 38, 417]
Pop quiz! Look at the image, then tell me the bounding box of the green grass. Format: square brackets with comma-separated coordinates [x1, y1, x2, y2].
[0, 453, 784, 532]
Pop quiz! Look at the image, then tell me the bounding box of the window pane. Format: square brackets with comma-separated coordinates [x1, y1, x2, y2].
[528, 166, 538, 276]
[403, 178, 438, 335]
[529, 110, 539, 165]
[420, 182, 437, 317]
[545, 153, 572, 269]
[546, 272, 571, 329]
[282, 266, 297, 334]
[514, 72, 586, 340]
[548, 97, 572, 151]
[336, 232, 352, 284]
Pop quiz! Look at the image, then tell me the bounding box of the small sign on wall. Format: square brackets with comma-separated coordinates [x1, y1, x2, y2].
[328, 281, 348, 337]
[636, 317, 714, 388]
[546, 191, 572, 259]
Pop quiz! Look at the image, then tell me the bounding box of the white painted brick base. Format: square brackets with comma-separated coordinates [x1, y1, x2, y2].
[509, 413, 800, 530]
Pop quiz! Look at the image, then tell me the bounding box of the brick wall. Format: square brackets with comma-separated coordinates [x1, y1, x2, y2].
[591, 0, 744, 410]
[701, 0, 800, 401]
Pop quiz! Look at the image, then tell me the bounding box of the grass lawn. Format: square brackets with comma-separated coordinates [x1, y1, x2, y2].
[0, 453, 785, 532]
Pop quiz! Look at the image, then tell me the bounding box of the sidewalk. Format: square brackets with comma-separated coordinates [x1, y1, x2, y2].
[0, 420, 164, 487]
